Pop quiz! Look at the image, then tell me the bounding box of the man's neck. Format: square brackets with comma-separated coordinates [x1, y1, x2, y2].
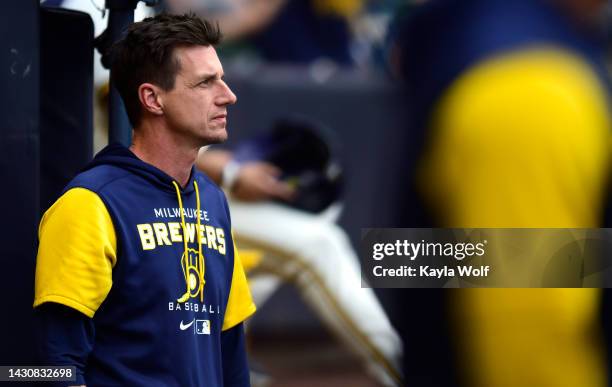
[130, 120, 199, 188]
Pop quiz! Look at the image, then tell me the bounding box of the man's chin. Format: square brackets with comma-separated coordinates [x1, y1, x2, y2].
[202, 130, 228, 145]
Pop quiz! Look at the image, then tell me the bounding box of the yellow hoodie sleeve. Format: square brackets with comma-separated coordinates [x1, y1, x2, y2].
[222, 238, 256, 331]
[34, 187, 117, 318]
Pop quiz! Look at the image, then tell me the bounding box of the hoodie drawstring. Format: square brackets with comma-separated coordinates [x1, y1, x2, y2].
[193, 181, 205, 302]
[172, 180, 205, 303]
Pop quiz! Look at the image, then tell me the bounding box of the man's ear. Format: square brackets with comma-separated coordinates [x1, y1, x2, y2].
[138, 83, 164, 116]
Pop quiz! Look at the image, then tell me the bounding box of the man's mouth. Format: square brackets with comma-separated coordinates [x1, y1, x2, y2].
[211, 113, 227, 123]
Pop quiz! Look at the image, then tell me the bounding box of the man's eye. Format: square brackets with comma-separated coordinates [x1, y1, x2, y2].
[198, 79, 212, 87]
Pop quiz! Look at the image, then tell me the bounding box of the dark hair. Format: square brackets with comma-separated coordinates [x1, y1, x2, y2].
[111, 13, 221, 128]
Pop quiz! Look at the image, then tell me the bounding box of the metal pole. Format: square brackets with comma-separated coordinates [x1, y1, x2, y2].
[106, 0, 139, 146]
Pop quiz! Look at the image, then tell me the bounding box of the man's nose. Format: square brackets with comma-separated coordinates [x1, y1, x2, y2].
[217, 80, 237, 106]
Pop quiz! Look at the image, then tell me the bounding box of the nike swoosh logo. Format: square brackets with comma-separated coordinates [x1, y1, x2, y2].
[180, 319, 194, 330]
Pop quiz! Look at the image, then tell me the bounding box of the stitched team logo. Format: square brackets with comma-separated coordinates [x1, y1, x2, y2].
[177, 248, 205, 303]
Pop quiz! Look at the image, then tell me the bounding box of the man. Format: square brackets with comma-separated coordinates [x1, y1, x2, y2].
[34, 13, 255, 386]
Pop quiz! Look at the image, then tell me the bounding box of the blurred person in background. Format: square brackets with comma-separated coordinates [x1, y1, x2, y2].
[196, 118, 403, 387]
[390, 0, 611, 386]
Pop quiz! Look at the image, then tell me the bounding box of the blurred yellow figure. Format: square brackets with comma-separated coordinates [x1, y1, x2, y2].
[420, 47, 611, 387]
[394, 0, 612, 385]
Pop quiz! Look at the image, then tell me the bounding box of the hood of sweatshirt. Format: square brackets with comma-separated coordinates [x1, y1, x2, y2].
[82, 143, 198, 195]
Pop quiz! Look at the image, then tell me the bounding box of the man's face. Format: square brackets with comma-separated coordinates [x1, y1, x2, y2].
[161, 45, 237, 147]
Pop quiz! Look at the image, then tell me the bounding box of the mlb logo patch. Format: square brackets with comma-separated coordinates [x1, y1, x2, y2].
[196, 319, 211, 335]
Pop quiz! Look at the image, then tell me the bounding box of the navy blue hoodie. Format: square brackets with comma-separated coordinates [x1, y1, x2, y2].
[35, 144, 255, 386]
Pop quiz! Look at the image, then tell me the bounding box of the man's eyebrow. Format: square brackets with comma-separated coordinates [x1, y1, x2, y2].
[195, 72, 224, 83]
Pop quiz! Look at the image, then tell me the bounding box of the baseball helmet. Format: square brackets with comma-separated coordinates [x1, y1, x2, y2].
[232, 116, 344, 213]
